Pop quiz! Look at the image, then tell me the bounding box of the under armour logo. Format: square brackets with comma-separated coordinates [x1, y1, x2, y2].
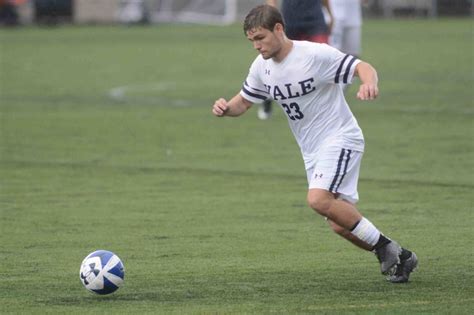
[265, 69, 270, 75]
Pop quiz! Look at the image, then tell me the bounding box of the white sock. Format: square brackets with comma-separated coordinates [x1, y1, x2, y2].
[350, 217, 381, 246]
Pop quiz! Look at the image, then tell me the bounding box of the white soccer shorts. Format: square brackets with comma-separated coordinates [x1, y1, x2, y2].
[306, 146, 363, 204]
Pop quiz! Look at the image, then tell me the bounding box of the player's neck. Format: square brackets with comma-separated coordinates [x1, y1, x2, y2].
[272, 39, 293, 63]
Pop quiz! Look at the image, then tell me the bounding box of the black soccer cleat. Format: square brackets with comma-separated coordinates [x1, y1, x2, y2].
[375, 241, 402, 275]
[388, 251, 418, 283]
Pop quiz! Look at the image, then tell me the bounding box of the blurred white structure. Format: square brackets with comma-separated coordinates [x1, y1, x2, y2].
[75, 0, 120, 24]
[151, 0, 235, 25]
[150, 0, 261, 25]
[118, 0, 147, 23]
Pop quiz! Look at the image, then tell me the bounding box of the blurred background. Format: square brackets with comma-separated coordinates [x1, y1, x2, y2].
[1, 0, 472, 27]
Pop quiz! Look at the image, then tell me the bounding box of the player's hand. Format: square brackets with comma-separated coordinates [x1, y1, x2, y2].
[357, 84, 378, 101]
[212, 98, 229, 117]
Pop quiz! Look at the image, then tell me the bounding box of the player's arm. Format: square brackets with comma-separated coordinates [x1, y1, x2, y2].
[354, 61, 379, 101]
[212, 93, 253, 117]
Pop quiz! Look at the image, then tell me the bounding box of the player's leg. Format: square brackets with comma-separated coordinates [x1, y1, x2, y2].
[307, 188, 390, 253]
[308, 188, 361, 229]
[258, 98, 272, 120]
[306, 148, 388, 248]
[341, 26, 361, 92]
[305, 147, 411, 277]
[327, 208, 418, 283]
[343, 26, 361, 58]
[327, 218, 373, 251]
[329, 20, 344, 50]
[307, 187, 401, 276]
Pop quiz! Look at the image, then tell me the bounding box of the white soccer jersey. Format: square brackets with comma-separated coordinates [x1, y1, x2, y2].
[240, 41, 365, 163]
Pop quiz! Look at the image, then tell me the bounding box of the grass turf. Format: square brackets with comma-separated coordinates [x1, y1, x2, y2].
[0, 19, 473, 314]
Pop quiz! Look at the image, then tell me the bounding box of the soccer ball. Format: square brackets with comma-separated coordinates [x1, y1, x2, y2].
[79, 250, 125, 295]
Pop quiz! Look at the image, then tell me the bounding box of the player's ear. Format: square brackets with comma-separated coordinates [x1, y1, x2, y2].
[273, 23, 284, 34]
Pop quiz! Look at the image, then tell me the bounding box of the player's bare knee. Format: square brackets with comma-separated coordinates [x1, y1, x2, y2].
[307, 193, 332, 216]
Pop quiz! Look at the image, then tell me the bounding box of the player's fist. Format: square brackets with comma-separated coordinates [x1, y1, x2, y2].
[357, 83, 378, 101]
[212, 98, 229, 117]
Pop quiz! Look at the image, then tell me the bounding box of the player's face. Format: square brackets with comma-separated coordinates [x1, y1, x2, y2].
[246, 26, 283, 60]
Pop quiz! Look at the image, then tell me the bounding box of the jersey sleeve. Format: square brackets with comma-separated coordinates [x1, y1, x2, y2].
[315, 44, 361, 85]
[240, 58, 270, 104]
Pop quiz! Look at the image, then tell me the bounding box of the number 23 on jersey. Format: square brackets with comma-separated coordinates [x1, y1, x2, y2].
[281, 102, 304, 120]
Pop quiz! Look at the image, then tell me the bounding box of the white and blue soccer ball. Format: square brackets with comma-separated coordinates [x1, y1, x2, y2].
[79, 250, 125, 295]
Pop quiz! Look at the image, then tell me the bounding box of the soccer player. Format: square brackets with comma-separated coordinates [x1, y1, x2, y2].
[211, 5, 417, 283]
[258, 0, 333, 120]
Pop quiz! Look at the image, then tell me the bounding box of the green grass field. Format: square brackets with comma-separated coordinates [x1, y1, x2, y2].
[1, 18, 473, 314]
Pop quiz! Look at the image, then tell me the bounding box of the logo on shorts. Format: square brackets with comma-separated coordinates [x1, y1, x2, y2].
[314, 173, 323, 179]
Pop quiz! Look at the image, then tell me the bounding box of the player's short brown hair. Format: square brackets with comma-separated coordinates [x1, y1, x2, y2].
[243, 4, 284, 35]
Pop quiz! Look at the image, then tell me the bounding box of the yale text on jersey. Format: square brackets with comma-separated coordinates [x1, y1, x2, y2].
[264, 78, 316, 101]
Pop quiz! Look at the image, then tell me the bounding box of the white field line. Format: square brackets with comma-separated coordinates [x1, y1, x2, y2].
[108, 81, 176, 100]
[107, 82, 197, 107]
